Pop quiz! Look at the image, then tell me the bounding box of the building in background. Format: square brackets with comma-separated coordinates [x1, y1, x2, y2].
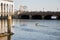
[0, 0, 14, 17]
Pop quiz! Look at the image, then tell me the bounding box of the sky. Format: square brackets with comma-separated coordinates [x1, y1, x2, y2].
[14, 0, 60, 11]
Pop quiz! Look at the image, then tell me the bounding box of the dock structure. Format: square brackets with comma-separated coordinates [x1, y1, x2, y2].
[0, 0, 14, 37]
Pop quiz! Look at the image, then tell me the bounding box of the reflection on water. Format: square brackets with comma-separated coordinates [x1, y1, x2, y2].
[0, 19, 60, 40]
[0, 19, 13, 40]
[12, 19, 60, 40]
[0, 20, 7, 33]
[0, 35, 11, 40]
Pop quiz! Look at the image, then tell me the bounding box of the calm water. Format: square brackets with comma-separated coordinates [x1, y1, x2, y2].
[0, 19, 60, 40]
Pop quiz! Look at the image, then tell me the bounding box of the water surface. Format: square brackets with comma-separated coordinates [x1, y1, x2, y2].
[0, 19, 60, 40]
[12, 19, 60, 40]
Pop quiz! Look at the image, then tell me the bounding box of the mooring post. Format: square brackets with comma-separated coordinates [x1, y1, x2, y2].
[7, 15, 12, 33]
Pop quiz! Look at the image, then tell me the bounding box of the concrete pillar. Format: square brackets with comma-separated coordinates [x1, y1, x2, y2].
[7, 4, 8, 15]
[10, 4, 12, 15]
[18, 15, 21, 19]
[7, 16, 12, 33]
[4, 4, 6, 16]
[0, 3, 1, 33]
[4, 4, 5, 16]
[1, 3, 3, 16]
[56, 16, 58, 20]
[5, 4, 7, 16]
[3, 3, 4, 16]
[8, 4, 10, 15]
[0, 3, 1, 17]
[9, 4, 12, 15]
[7, 4, 9, 16]
[8, 4, 11, 15]
[29, 15, 32, 19]
[11, 5, 14, 15]
[42, 16, 44, 19]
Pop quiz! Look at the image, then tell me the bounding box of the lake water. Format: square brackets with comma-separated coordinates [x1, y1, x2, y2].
[0, 19, 60, 40]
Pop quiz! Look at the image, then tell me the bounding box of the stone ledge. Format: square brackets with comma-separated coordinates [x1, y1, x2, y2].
[0, 32, 14, 37]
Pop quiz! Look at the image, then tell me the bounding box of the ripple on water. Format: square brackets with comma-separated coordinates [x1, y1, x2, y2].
[13, 20, 60, 40]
